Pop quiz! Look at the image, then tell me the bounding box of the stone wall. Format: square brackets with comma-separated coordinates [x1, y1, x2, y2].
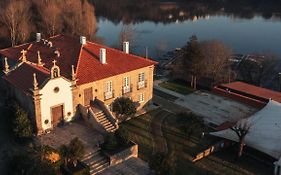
[77, 66, 155, 110]
[106, 142, 138, 166]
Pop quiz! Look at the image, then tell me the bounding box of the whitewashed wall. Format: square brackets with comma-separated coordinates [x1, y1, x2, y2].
[39, 77, 73, 130]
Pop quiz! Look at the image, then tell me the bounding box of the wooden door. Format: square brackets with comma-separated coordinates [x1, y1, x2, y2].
[51, 105, 64, 127]
[84, 87, 93, 106]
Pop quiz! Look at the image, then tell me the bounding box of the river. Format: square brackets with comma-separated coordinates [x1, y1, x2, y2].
[94, 0, 281, 59]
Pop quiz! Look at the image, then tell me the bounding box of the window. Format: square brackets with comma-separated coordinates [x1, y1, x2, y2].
[53, 87, 59, 93]
[105, 81, 113, 100]
[138, 73, 146, 89]
[123, 77, 131, 94]
[124, 76, 130, 87]
[138, 72, 145, 82]
[139, 93, 145, 103]
[105, 81, 113, 92]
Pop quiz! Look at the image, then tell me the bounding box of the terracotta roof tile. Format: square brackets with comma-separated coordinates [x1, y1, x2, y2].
[0, 35, 157, 87]
[3, 63, 49, 95]
[221, 81, 281, 103]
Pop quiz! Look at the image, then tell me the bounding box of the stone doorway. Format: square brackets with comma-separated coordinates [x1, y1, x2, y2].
[51, 104, 64, 127]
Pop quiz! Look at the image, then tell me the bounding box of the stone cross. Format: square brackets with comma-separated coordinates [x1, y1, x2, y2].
[52, 60, 57, 66]
[21, 49, 27, 62]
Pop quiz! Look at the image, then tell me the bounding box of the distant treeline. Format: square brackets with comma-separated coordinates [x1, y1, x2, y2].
[0, 0, 97, 48]
[92, 0, 281, 24]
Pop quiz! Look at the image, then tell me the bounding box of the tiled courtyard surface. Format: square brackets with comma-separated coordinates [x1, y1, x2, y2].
[99, 157, 150, 175]
[175, 91, 259, 125]
[37, 121, 103, 152]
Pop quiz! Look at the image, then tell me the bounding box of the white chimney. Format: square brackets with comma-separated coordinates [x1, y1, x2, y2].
[80, 36, 86, 45]
[36, 33, 41, 42]
[123, 41, 129, 54]
[100, 48, 106, 64]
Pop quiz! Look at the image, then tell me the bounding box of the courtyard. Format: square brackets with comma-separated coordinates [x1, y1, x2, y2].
[37, 120, 104, 153]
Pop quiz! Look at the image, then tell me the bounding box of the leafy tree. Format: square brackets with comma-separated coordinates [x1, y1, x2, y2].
[12, 103, 33, 141]
[183, 35, 205, 90]
[60, 137, 85, 167]
[7, 153, 56, 175]
[176, 112, 204, 140]
[112, 97, 136, 121]
[231, 120, 251, 158]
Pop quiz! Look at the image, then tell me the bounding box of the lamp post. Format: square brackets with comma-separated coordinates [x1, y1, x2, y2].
[278, 72, 281, 91]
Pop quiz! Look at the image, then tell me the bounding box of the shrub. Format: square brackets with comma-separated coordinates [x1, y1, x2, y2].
[11, 103, 33, 141]
[59, 137, 85, 168]
[112, 97, 136, 121]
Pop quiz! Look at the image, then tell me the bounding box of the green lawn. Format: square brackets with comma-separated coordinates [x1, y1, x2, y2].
[158, 80, 194, 95]
[122, 108, 272, 175]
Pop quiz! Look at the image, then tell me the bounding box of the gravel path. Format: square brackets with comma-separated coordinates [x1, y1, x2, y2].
[150, 110, 170, 154]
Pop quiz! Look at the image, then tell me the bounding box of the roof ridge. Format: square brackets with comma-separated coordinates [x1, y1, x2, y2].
[75, 44, 84, 77]
[86, 40, 157, 64]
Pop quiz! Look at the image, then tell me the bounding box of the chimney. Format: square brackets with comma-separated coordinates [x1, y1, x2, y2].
[36, 33, 41, 42]
[100, 48, 106, 64]
[123, 41, 129, 54]
[80, 36, 86, 45]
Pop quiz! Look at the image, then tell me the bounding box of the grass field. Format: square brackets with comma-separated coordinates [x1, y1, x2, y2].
[158, 79, 194, 95]
[122, 108, 272, 175]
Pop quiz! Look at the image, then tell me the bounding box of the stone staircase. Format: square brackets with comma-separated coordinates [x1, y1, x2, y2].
[93, 108, 118, 133]
[82, 149, 109, 175]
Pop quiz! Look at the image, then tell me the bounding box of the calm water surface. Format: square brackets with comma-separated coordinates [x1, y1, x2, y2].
[96, 4, 281, 59]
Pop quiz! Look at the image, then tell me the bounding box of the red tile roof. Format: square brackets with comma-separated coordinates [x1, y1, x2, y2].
[3, 63, 49, 95]
[0, 35, 157, 92]
[221, 81, 281, 103]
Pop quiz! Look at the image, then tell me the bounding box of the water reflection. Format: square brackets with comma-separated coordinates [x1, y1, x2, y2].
[93, 0, 281, 58]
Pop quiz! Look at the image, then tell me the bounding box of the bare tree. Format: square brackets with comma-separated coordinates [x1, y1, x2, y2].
[118, 24, 137, 50]
[231, 119, 251, 157]
[156, 40, 168, 58]
[1, 0, 31, 46]
[37, 0, 62, 37]
[201, 40, 232, 86]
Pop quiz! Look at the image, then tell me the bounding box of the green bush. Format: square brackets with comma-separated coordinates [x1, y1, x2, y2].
[11, 103, 33, 141]
[112, 97, 136, 121]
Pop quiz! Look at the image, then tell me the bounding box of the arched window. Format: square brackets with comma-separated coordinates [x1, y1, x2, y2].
[51, 60, 60, 79]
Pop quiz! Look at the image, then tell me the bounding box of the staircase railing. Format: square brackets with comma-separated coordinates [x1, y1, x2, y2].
[91, 99, 119, 130]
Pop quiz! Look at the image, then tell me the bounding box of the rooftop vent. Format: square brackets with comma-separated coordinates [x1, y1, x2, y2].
[100, 48, 106, 64]
[54, 50, 60, 57]
[47, 41, 53, 48]
[36, 33, 41, 42]
[80, 36, 86, 45]
[123, 41, 129, 54]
